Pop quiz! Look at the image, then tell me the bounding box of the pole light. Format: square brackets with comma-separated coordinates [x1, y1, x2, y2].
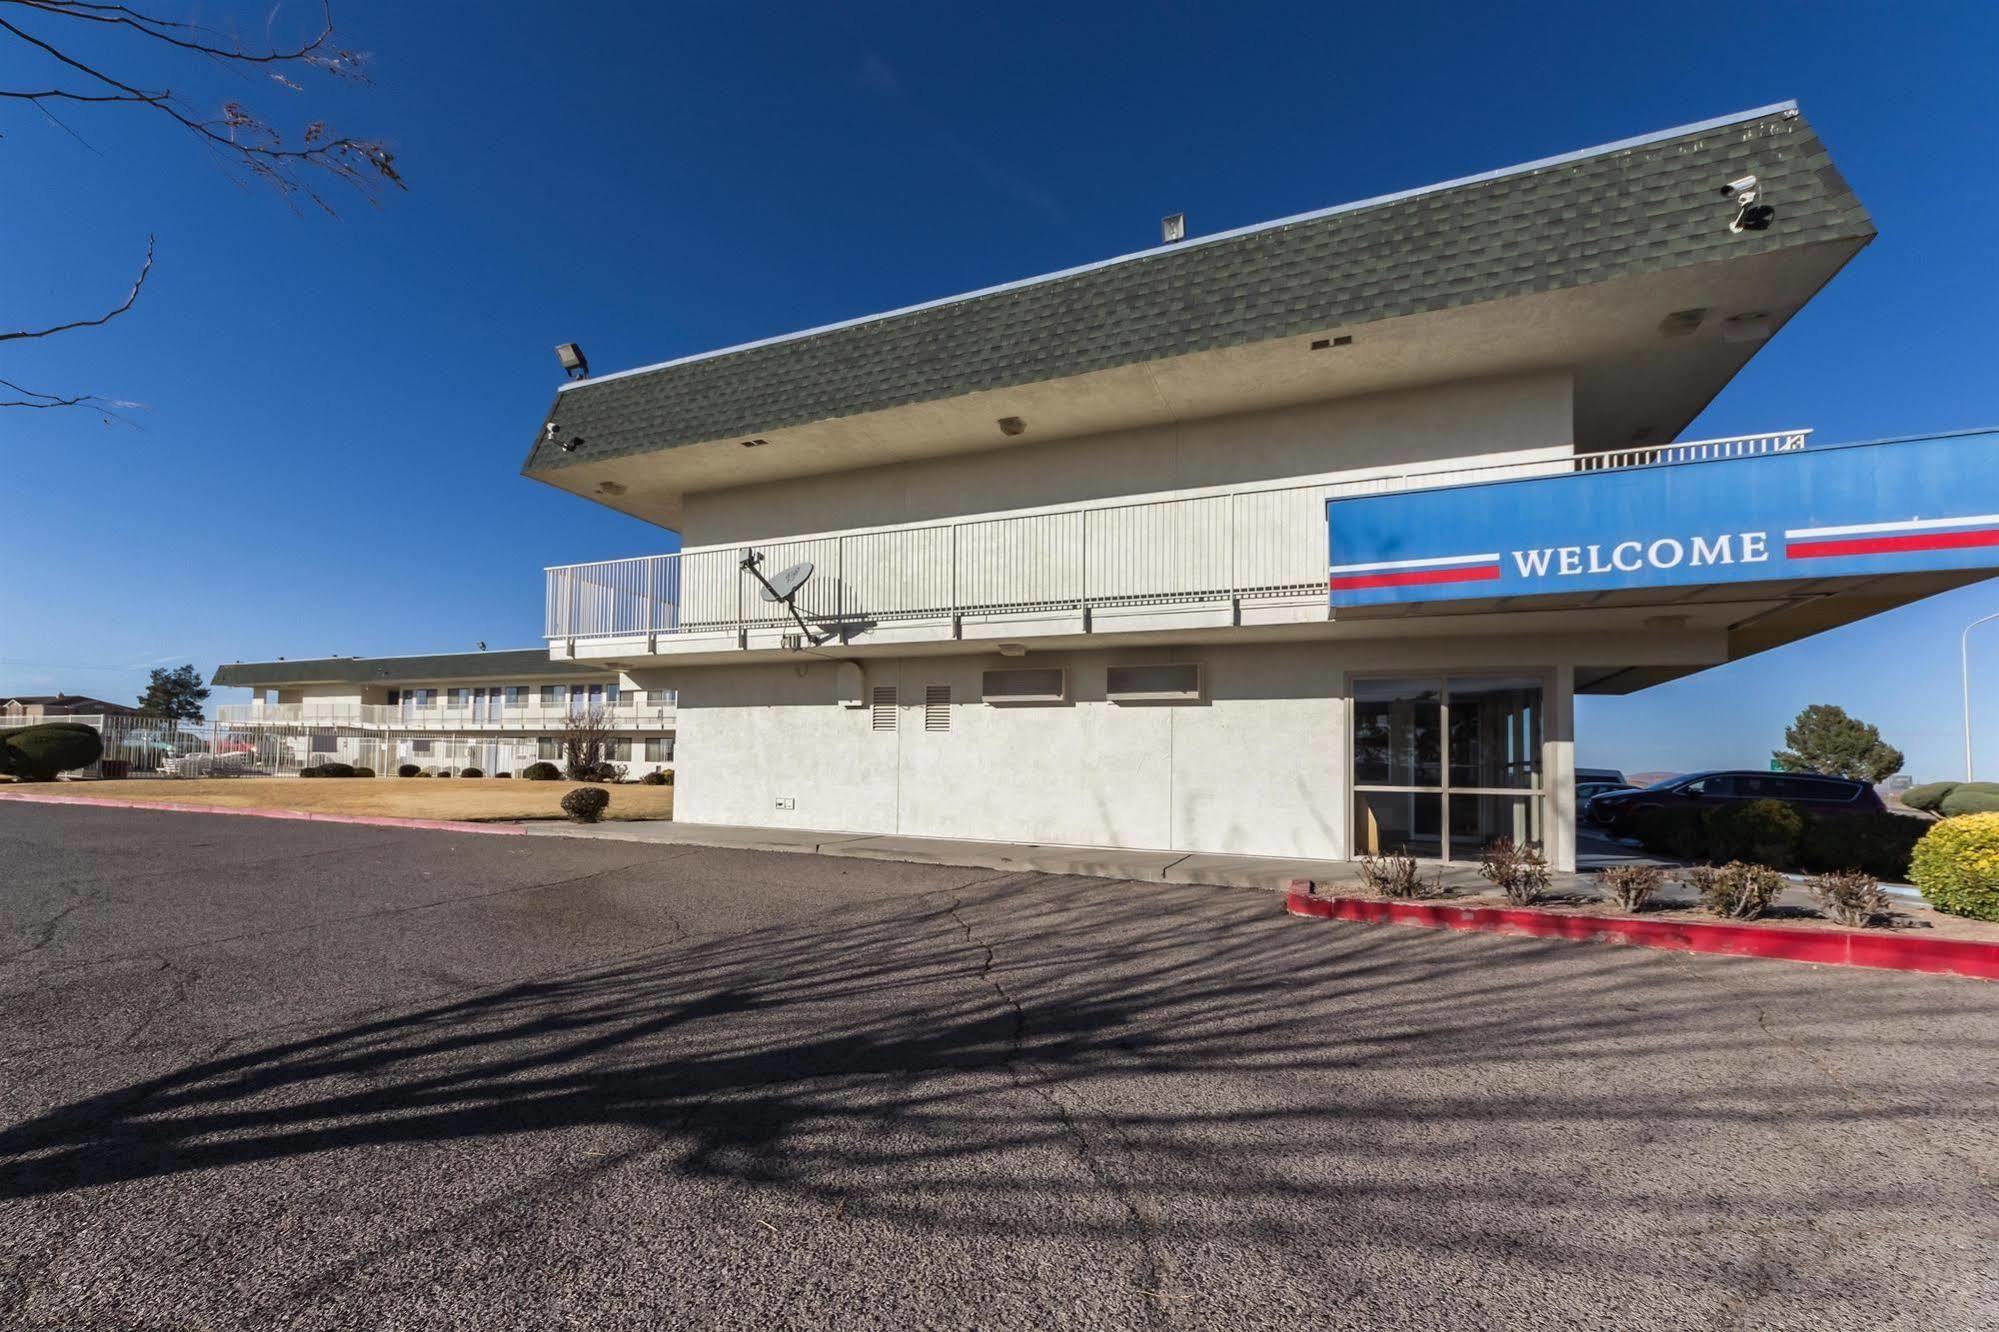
[1964, 610, 1999, 780]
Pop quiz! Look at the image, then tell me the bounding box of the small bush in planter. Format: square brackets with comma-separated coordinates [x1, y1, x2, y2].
[460, 766, 484, 778]
[1688, 861, 1785, 921]
[1597, 864, 1665, 912]
[1478, 838, 1551, 906]
[1357, 847, 1435, 899]
[641, 770, 668, 786]
[398, 763, 420, 778]
[1909, 812, 1999, 920]
[1807, 869, 1888, 928]
[560, 786, 611, 823]
[522, 761, 560, 781]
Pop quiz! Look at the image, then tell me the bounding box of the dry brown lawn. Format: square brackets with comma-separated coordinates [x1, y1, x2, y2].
[35, 777, 673, 822]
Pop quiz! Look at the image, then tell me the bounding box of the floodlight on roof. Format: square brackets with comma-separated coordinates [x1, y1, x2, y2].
[555, 342, 589, 380]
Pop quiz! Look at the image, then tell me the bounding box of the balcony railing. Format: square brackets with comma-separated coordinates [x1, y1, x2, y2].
[214, 703, 676, 730]
[545, 430, 1812, 644]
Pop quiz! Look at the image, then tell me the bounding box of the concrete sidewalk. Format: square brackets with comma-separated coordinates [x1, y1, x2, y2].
[521, 818, 1570, 895]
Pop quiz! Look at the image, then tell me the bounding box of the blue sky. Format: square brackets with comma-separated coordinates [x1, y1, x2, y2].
[3, 0, 1997, 779]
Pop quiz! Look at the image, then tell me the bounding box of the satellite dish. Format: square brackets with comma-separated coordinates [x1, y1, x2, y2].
[759, 561, 814, 604]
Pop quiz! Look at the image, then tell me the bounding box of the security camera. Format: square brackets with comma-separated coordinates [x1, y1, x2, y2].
[1718, 174, 1759, 200]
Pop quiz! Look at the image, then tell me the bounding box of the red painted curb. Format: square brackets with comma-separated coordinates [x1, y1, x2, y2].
[1284, 891, 1999, 982]
[0, 791, 525, 836]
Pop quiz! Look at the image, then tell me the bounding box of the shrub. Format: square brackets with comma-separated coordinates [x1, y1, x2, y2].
[1797, 812, 1928, 881]
[1939, 783, 1999, 817]
[398, 763, 421, 778]
[561, 786, 611, 823]
[1688, 861, 1786, 921]
[1478, 838, 1551, 906]
[496, 771, 512, 779]
[1598, 864, 1665, 912]
[301, 762, 357, 779]
[353, 766, 375, 778]
[0, 722, 104, 781]
[641, 770, 668, 786]
[1703, 799, 1804, 869]
[299, 766, 323, 778]
[1807, 870, 1889, 928]
[1901, 781, 1957, 814]
[460, 766, 484, 778]
[522, 761, 561, 781]
[596, 761, 626, 782]
[1357, 847, 1435, 899]
[1631, 806, 1708, 862]
[1909, 813, 1999, 921]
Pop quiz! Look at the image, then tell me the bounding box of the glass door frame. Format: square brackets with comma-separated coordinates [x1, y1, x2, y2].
[1345, 668, 1552, 863]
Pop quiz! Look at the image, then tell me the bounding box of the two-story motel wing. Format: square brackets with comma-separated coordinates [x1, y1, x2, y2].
[526, 102, 1999, 870]
[209, 650, 676, 777]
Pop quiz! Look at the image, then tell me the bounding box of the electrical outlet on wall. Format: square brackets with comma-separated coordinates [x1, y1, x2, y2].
[774, 797, 796, 811]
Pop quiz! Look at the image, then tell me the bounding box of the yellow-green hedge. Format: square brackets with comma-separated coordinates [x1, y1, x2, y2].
[1909, 813, 1999, 920]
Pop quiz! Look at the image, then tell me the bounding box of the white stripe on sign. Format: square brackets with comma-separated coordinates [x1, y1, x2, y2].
[1785, 512, 1999, 540]
[1326, 552, 1501, 575]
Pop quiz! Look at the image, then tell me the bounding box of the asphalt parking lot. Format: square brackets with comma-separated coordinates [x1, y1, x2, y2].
[3, 804, 1997, 1331]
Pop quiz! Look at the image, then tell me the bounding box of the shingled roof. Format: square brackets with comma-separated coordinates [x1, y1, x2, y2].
[524, 102, 1872, 475]
[211, 650, 613, 689]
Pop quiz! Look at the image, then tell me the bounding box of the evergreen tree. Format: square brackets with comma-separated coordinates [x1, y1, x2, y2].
[1772, 704, 1904, 782]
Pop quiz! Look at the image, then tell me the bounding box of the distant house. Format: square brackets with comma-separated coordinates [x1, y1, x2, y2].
[0, 694, 142, 721]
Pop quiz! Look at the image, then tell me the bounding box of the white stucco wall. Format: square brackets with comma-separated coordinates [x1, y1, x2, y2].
[671, 636, 1579, 863]
[680, 369, 1573, 548]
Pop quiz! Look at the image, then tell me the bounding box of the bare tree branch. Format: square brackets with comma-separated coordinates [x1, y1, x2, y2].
[0, 236, 152, 342]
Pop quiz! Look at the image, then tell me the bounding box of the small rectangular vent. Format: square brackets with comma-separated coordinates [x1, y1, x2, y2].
[981, 667, 1066, 704]
[1107, 663, 1202, 702]
[924, 684, 951, 731]
[871, 685, 897, 731]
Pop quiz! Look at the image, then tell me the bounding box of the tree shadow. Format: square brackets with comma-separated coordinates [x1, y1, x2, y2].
[2, 873, 1993, 1289]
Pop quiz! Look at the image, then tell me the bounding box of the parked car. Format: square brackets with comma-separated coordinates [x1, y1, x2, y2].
[1589, 770, 1886, 835]
[1577, 780, 1638, 812]
[1576, 767, 1627, 786]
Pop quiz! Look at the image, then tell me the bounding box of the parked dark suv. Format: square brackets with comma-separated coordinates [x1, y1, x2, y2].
[1589, 770, 1886, 836]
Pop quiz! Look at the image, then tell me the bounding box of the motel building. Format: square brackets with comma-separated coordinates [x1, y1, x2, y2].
[253, 101, 1998, 871]
[206, 650, 676, 777]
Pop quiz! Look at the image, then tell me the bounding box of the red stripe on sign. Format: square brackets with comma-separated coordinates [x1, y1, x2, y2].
[1329, 563, 1501, 591]
[1787, 527, 1999, 560]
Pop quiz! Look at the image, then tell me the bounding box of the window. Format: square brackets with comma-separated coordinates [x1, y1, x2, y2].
[871, 686, 897, 731]
[504, 686, 523, 708]
[309, 733, 337, 754]
[645, 737, 672, 762]
[537, 737, 559, 760]
[606, 738, 630, 760]
[1106, 663, 1201, 702]
[649, 689, 677, 707]
[413, 739, 433, 755]
[448, 687, 470, 707]
[386, 689, 400, 705]
[415, 689, 435, 709]
[924, 684, 951, 731]
[605, 683, 621, 705]
[1351, 674, 1544, 861]
[540, 685, 563, 706]
[981, 667, 1065, 704]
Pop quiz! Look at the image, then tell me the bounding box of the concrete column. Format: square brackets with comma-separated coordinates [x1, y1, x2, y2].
[1546, 663, 1576, 872]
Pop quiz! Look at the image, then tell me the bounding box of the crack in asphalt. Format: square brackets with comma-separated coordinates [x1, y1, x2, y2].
[944, 886, 1170, 1329]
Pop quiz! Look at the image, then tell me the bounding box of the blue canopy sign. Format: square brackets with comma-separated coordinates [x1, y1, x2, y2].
[1327, 431, 1999, 607]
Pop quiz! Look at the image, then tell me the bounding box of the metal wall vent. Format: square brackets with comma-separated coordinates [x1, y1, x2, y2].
[924, 684, 951, 732]
[871, 685, 898, 731]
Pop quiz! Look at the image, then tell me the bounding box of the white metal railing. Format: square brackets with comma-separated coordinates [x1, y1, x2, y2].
[1572, 428, 1810, 472]
[544, 430, 1815, 643]
[213, 703, 676, 730]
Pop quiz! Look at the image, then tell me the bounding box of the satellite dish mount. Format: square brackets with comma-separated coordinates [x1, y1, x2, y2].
[739, 548, 823, 646]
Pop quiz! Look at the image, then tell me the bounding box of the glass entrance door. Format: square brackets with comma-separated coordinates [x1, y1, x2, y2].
[1351, 674, 1545, 861]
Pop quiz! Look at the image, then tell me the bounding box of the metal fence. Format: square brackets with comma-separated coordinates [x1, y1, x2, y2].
[544, 431, 1816, 643]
